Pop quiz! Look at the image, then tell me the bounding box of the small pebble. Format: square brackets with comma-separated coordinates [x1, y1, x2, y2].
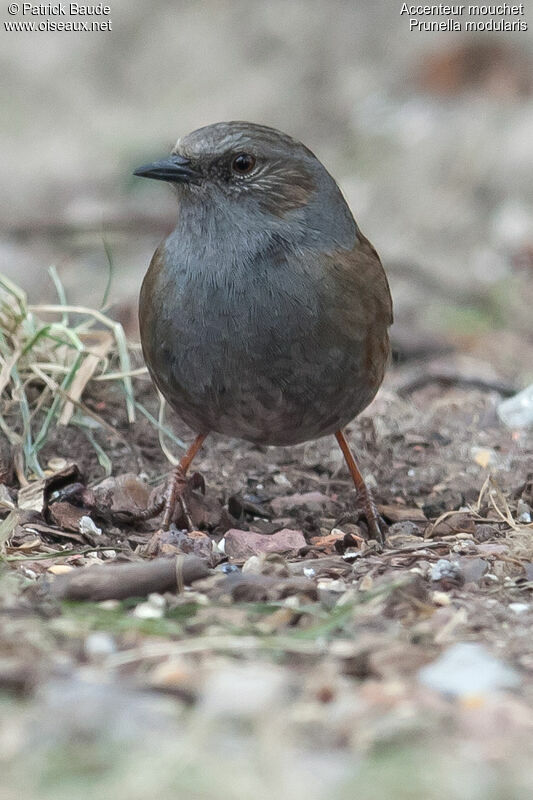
[242, 556, 261, 574]
[85, 632, 116, 658]
[317, 578, 347, 593]
[47, 457, 68, 472]
[272, 473, 292, 487]
[133, 594, 166, 619]
[419, 642, 520, 696]
[79, 516, 102, 536]
[432, 591, 451, 606]
[517, 500, 532, 524]
[509, 603, 529, 615]
[47, 564, 74, 575]
[430, 559, 462, 582]
[219, 563, 240, 574]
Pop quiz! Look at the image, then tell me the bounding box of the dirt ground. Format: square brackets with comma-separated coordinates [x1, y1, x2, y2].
[1, 352, 533, 800]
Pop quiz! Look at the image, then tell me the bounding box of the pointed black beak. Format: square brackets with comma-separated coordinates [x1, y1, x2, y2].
[133, 154, 200, 184]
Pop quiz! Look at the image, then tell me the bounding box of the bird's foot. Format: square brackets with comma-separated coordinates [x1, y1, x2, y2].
[161, 465, 189, 529]
[336, 487, 387, 547]
[351, 487, 387, 548]
[115, 468, 194, 530]
[334, 431, 387, 548]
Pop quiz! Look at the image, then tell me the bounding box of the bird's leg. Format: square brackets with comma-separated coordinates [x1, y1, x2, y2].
[130, 432, 208, 525]
[161, 432, 209, 529]
[335, 429, 385, 546]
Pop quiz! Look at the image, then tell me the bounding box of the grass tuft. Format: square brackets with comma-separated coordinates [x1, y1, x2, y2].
[0, 266, 173, 479]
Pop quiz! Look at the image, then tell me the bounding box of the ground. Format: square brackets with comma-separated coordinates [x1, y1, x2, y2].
[1, 355, 533, 800]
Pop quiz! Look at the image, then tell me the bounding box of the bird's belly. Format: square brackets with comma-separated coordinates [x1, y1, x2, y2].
[140, 258, 387, 446]
[145, 319, 378, 446]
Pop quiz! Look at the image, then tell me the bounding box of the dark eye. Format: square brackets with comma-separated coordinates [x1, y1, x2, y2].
[231, 153, 256, 175]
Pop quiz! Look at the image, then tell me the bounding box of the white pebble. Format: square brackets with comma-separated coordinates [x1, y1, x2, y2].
[79, 516, 102, 536]
[509, 603, 529, 615]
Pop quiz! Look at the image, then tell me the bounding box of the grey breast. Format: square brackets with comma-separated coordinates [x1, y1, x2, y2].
[142, 232, 375, 446]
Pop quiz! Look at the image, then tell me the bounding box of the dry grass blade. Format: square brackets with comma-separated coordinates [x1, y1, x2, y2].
[31, 304, 136, 424]
[59, 330, 114, 425]
[0, 345, 22, 396]
[424, 509, 472, 539]
[484, 475, 533, 532]
[29, 364, 131, 446]
[0, 266, 186, 477]
[0, 269, 144, 477]
[0, 510, 18, 549]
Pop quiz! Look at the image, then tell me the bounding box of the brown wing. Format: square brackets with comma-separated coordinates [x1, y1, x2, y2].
[318, 232, 393, 392]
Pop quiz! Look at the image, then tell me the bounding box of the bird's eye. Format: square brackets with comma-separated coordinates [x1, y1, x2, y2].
[231, 153, 256, 175]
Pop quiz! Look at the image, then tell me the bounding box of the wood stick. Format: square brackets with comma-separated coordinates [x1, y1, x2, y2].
[51, 555, 209, 601]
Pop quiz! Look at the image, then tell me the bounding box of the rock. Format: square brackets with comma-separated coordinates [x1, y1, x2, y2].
[85, 632, 116, 659]
[247, 553, 290, 578]
[79, 516, 102, 537]
[143, 528, 215, 562]
[378, 504, 427, 523]
[509, 603, 529, 615]
[430, 559, 464, 588]
[458, 556, 488, 584]
[498, 382, 533, 428]
[133, 593, 166, 619]
[241, 555, 262, 575]
[387, 520, 425, 538]
[221, 572, 317, 602]
[517, 500, 532, 524]
[93, 473, 151, 513]
[47, 564, 74, 575]
[272, 472, 292, 487]
[418, 642, 520, 697]
[223, 528, 306, 560]
[474, 524, 500, 542]
[430, 512, 476, 538]
[224, 574, 275, 601]
[476, 543, 509, 556]
[269, 492, 337, 516]
[276, 577, 317, 600]
[199, 663, 287, 717]
[148, 659, 196, 700]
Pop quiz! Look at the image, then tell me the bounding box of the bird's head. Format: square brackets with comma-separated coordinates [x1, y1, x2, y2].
[134, 121, 356, 247]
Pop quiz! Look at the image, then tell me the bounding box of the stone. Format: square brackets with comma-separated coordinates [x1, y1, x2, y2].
[223, 528, 306, 560]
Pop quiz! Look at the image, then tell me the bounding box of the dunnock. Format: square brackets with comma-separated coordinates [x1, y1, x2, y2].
[134, 122, 392, 542]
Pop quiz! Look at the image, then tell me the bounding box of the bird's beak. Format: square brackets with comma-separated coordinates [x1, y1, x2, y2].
[133, 154, 200, 184]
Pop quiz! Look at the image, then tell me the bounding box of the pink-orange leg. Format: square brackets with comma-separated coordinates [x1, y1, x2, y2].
[161, 432, 209, 528]
[335, 429, 385, 545]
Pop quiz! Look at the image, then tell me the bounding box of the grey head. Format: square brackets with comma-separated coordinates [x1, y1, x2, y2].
[134, 121, 357, 251]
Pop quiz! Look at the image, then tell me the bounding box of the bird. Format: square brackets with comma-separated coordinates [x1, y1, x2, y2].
[134, 122, 393, 542]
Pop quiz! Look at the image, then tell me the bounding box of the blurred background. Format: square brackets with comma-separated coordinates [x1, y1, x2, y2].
[1, 0, 533, 377]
